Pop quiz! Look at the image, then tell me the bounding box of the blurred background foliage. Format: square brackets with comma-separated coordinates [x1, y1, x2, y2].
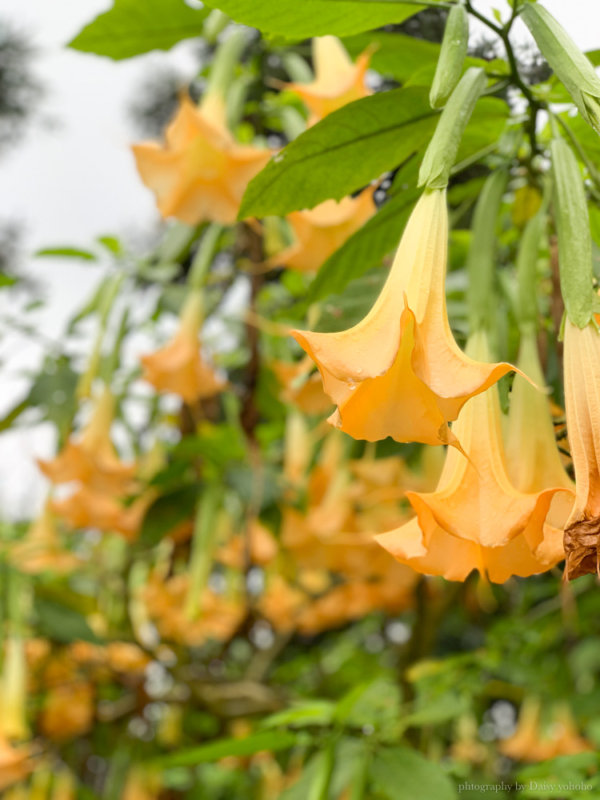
[0, 1, 600, 798]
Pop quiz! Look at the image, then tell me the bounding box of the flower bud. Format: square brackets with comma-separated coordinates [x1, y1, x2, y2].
[419, 67, 486, 190]
[522, 4, 600, 133]
[430, 4, 469, 109]
[551, 136, 595, 329]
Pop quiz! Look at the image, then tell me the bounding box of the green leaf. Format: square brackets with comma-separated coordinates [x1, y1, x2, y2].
[401, 693, 469, 728]
[261, 701, 335, 729]
[240, 87, 439, 219]
[306, 188, 421, 304]
[0, 273, 17, 288]
[97, 235, 123, 256]
[204, 0, 426, 39]
[312, 268, 386, 333]
[35, 599, 102, 645]
[69, 0, 208, 60]
[149, 730, 298, 768]
[36, 247, 97, 261]
[139, 484, 201, 547]
[343, 33, 505, 86]
[369, 747, 457, 800]
[344, 32, 440, 83]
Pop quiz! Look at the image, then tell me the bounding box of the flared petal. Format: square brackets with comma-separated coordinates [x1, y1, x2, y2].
[293, 190, 516, 446]
[276, 189, 376, 272]
[38, 387, 136, 495]
[141, 290, 226, 403]
[376, 332, 567, 582]
[287, 36, 372, 124]
[132, 95, 271, 225]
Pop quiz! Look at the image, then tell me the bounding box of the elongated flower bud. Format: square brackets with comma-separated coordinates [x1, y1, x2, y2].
[522, 4, 600, 134]
[516, 208, 547, 331]
[466, 169, 508, 334]
[419, 67, 486, 190]
[551, 136, 594, 329]
[430, 5, 469, 109]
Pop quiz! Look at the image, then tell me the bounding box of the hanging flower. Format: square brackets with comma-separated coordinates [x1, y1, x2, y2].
[10, 505, 79, 575]
[286, 36, 372, 125]
[274, 189, 376, 273]
[376, 332, 569, 583]
[141, 289, 225, 404]
[38, 386, 135, 495]
[562, 320, 600, 579]
[132, 94, 271, 225]
[272, 356, 332, 415]
[499, 697, 592, 762]
[292, 190, 517, 447]
[0, 737, 37, 792]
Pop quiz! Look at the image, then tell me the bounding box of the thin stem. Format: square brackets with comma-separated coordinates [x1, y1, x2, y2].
[465, 0, 542, 155]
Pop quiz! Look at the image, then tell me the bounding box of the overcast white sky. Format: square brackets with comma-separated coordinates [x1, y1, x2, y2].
[0, 0, 597, 518]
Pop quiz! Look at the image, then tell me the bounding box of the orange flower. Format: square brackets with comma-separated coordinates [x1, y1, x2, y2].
[38, 386, 135, 495]
[292, 189, 516, 447]
[506, 330, 574, 554]
[0, 737, 37, 792]
[274, 189, 376, 273]
[562, 320, 600, 578]
[10, 505, 79, 575]
[287, 36, 372, 125]
[376, 332, 568, 583]
[132, 93, 270, 225]
[144, 572, 245, 646]
[499, 698, 592, 762]
[49, 486, 150, 541]
[39, 681, 95, 740]
[141, 289, 225, 404]
[271, 356, 332, 416]
[122, 768, 161, 800]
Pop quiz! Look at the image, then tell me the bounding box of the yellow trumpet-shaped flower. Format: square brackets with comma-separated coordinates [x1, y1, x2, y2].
[11, 505, 79, 575]
[271, 356, 332, 415]
[38, 386, 135, 495]
[132, 94, 271, 225]
[0, 736, 36, 792]
[376, 332, 568, 583]
[141, 289, 226, 404]
[506, 331, 575, 559]
[293, 189, 516, 447]
[499, 698, 592, 762]
[287, 36, 372, 125]
[274, 189, 376, 273]
[562, 320, 600, 578]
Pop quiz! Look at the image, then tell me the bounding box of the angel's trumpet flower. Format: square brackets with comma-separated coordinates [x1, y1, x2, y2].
[562, 320, 600, 579]
[499, 697, 591, 762]
[132, 31, 271, 225]
[11, 505, 79, 575]
[141, 289, 225, 404]
[286, 36, 372, 125]
[506, 331, 575, 554]
[38, 386, 135, 494]
[293, 190, 516, 447]
[0, 736, 36, 792]
[274, 189, 376, 272]
[272, 356, 332, 415]
[376, 332, 569, 583]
